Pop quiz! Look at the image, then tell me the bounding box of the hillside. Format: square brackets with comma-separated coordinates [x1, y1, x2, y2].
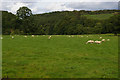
[84, 13, 114, 20]
[2, 10, 120, 35]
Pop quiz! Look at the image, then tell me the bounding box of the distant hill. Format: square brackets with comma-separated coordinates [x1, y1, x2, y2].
[2, 10, 120, 35]
[84, 13, 114, 20]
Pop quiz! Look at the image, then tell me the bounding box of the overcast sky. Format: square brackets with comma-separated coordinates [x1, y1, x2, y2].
[0, 0, 119, 14]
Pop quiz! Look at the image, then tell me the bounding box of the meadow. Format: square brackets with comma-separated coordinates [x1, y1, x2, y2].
[84, 14, 114, 20]
[2, 34, 118, 78]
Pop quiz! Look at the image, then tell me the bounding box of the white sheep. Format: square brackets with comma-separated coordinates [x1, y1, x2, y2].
[48, 36, 51, 39]
[32, 35, 34, 37]
[107, 39, 110, 41]
[24, 36, 27, 38]
[68, 36, 71, 37]
[0, 37, 3, 40]
[86, 40, 94, 44]
[100, 37, 102, 39]
[95, 41, 102, 44]
[71, 35, 74, 37]
[12, 36, 14, 39]
[101, 39, 105, 42]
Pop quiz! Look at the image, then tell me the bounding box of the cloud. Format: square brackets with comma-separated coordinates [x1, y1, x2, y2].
[1, 0, 120, 2]
[43, 3, 73, 12]
[14, 2, 73, 14]
[2, 2, 29, 14]
[1, 2, 119, 14]
[65, 2, 118, 10]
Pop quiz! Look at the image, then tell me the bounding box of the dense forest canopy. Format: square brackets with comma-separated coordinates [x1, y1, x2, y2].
[1, 6, 120, 35]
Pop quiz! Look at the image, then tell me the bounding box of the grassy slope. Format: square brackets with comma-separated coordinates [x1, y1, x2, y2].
[2, 34, 118, 78]
[84, 14, 114, 20]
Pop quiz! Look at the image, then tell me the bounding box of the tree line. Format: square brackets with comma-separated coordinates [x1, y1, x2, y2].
[1, 6, 120, 35]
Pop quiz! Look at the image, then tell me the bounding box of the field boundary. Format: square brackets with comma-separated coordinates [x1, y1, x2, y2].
[0, 2, 2, 79]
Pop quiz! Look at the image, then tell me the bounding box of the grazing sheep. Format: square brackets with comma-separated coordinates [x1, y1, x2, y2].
[32, 35, 34, 37]
[68, 36, 71, 37]
[86, 40, 94, 44]
[12, 36, 14, 39]
[48, 36, 51, 39]
[107, 39, 110, 41]
[24, 36, 27, 38]
[101, 39, 105, 42]
[100, 37, 102, 39]
[95, 41, 102, 44]
[0, 37, 3, 40]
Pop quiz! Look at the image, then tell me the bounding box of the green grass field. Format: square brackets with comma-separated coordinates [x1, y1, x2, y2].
[2, 34, 118, 78]
[84, 14, 114, 20]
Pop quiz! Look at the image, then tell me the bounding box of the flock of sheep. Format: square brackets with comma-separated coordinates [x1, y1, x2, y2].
[0, 36, 14, 39]
[67, 35, 110, 44]
[0, 35, 110, 44]
[0, 35, 51, 40]
[86, 37, 110, 44]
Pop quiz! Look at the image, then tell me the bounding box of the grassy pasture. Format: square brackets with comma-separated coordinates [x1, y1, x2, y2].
[2, 34, 118, 78]
[84, 14, 114, 20]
